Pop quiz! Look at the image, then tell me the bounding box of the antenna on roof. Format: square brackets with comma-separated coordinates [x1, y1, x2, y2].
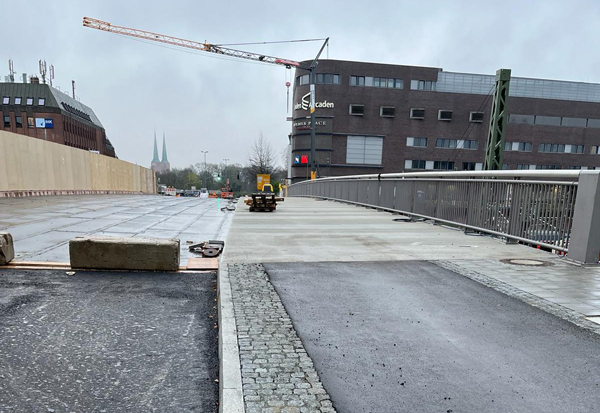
[49, 64, 55, 87]
[72, 80, 76, 99]
[8, 59, 15, 82]
[39, 59, 47, 84]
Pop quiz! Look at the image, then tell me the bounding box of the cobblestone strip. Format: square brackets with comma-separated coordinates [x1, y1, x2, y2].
[228, 263, 336, 413]
[434, 260, 600, 335]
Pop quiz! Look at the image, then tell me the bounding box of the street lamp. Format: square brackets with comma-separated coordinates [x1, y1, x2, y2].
[201, 151, 209, 169]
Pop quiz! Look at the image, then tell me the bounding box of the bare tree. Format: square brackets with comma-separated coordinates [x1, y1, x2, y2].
[248, 133, 276, 176]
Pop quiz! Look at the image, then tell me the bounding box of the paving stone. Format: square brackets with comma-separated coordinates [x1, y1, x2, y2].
[228, 263, 337, 412]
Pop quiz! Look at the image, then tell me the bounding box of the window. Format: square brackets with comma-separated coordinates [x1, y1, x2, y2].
[463, 162, 476, 170]
[504, 142, 532, 152]
[349, 104, 365, 115]
[517, 164, 532, 170]
[561, 117, 587, 127]
[350, 75, 365, 86]
[462, 140, 478, 150]
[534, 115, 561, 126]
[2, 96, 9, 105]
[539, 143, 565, 153]
[14, 97, 21, 105]
[508, 114, 534, 124]
[438, 110, 453, 121]
[410, 108, 425, 119]
[27, 117, 34, 128]
[406, 137, 428, 147]
[38, 98, 45, 106]
[469, 112, 484, 123]
[569, 145, 584, 154]
[408, 160, 426, 169]
[26, 97, 33, 105]
[346, 136, 383, 164]
[569, 166, 582, 170]
[380, 107, 395, 117]
[436, 138, 457, 148]
[296, 74, 309, 85]
[434, 161, 455, 170]
[411, 80, 436, 90]
[588, 119, 600, 128]
[3, 116, 10, 128]
[502, 164, 509, 170]
[591, 146, 600, 155]
[15, 116, 22, 128]
[315, 73, 341, 84]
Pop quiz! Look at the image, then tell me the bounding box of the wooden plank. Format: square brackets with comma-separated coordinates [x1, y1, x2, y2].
[186, 257, 219, 271]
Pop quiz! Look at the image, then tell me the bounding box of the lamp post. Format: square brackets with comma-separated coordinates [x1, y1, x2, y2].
[201, 151, 209, 170]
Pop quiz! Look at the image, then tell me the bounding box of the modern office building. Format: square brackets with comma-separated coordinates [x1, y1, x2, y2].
[290, 60, 600, 182]
[0, 77, 116, 157]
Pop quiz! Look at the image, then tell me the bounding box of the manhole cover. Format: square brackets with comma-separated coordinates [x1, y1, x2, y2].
[501, 259, 551, 266]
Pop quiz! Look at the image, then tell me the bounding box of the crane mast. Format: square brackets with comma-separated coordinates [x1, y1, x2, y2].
[82, 17, 301, 68]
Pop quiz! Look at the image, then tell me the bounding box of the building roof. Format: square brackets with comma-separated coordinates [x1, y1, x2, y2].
[0, 81, 104, 128]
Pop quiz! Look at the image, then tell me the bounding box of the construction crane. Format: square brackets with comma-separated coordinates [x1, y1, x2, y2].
[82, 17, 328, 179]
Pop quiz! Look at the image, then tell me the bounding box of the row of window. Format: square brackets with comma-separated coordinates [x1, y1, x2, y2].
[348, 105, 486, 122]
[350, 76, 404, 89]
[296, 73, 341, 86]
[405, 160, 598, 171]
[509, 114, 600, 129]
[62, 102, 92, 122]
[406, 137, 478, 150]
[406, 137, 593, 154]
[2, 96, 45, 106]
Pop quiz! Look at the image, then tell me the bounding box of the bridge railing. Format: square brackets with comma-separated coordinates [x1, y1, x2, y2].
[288, 170, 600, 265]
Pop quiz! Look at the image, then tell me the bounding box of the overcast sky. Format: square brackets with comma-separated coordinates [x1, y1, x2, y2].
[4, 0, 600, 169]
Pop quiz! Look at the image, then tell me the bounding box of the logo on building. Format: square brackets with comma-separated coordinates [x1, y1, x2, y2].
[294, 92, 334, 111]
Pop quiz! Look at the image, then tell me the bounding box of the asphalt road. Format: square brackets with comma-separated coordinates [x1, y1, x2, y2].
[266, 261, 600, 413]
[0, 269, 218, 412]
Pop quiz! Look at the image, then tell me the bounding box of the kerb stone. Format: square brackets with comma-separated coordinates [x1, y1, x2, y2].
[0, 232, 14, 265]
[69, 236, 180, 271]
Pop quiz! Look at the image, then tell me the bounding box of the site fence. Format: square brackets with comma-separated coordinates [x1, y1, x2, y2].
[288, 170, 600, 264]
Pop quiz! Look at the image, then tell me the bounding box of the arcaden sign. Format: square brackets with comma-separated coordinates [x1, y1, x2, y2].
[294, 92, 334, 111]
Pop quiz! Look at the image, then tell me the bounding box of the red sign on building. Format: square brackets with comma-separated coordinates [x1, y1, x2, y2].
[300, 155, 308, 164]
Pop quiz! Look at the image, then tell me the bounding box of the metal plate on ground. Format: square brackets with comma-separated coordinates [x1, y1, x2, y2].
[501, 258, 552, 266]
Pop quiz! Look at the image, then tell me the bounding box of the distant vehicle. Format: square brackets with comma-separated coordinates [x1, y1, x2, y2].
[158, 185, 167, 195]
[182, 189, 200, 197]
[199, 188, 209, 199]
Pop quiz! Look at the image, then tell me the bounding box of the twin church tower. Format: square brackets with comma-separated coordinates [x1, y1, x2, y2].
[151, 131, 171, 174]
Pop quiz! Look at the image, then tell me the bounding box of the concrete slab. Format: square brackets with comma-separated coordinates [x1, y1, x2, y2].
[70, 236, 180, 271]
[267, 261, 600, 413]
[224, 197, 551, 264]
[0, 196, 233, 262]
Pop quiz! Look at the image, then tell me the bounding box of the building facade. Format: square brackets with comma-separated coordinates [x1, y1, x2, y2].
[151, 132, 170, 174]
[290, 60, 600, 182]
[0, 78, 115, 157]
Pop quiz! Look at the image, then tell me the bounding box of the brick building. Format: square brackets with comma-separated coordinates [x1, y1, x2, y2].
[0, 78, 116, 157]
[290, 60, 600, 182]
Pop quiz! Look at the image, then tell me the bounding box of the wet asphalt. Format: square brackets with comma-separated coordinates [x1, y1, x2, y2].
[266, 261, 600, 413]
[0, 269, 218, 412]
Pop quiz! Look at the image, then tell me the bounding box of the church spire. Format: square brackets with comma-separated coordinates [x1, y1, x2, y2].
[152, 130, 160, 162]
[161, 131, 169, 163]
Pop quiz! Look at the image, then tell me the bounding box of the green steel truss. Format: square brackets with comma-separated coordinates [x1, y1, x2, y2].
[484, 69, 511, 170]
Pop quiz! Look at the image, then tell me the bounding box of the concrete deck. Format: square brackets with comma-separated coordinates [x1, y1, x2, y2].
[0, 195, 233, 263]
[227, 197, 600, 321]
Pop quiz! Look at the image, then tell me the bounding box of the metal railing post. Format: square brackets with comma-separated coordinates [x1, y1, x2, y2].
[567, 172, 600, 265]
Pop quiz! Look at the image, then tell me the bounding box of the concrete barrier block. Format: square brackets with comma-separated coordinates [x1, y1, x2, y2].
[0, 232, 15, 265]
[69, 236, 180, 271]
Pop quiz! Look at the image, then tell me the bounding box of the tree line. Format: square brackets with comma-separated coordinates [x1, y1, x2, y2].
[156, 134, 287, 195]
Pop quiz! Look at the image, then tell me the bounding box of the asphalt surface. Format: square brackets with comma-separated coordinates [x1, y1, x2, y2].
[0, 269, 218, 412]
[266, 261, 600, 413]
[0, 195, 233, 262]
